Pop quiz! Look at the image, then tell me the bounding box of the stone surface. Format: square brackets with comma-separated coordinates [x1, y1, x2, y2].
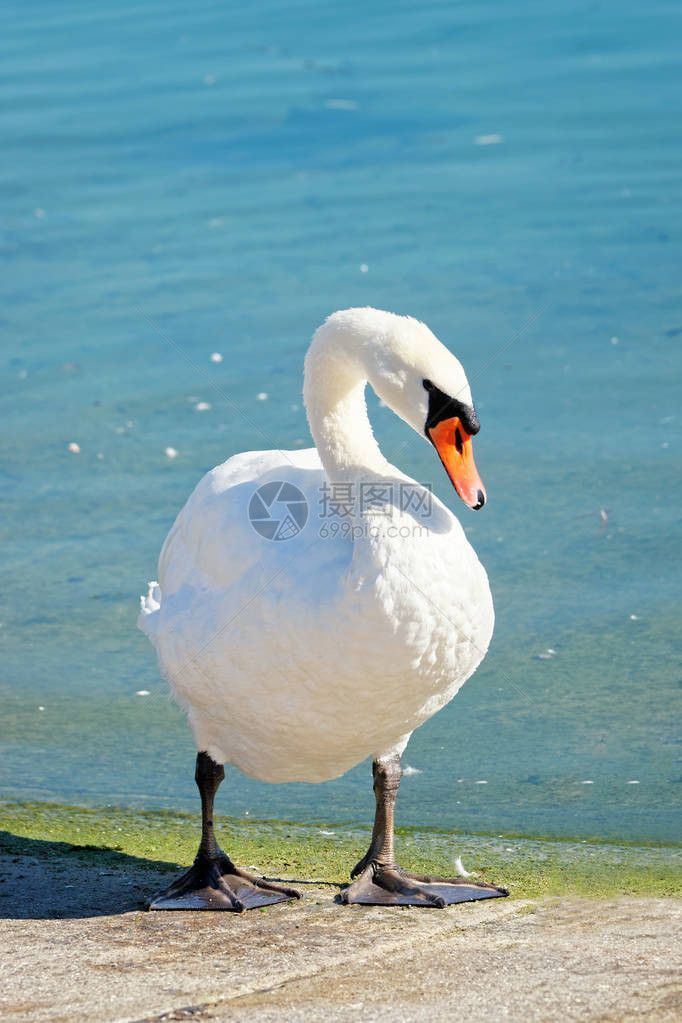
[1, 853, 680, 1022]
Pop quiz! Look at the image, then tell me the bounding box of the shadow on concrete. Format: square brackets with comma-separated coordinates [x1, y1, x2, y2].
[0, 830, 331, 920]
[0, 829, 178, 919]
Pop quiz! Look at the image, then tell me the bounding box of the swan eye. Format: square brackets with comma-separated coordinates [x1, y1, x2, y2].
[422, 379, 435, 391]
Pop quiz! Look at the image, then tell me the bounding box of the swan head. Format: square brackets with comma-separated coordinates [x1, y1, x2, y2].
[314, 308, 486, 510]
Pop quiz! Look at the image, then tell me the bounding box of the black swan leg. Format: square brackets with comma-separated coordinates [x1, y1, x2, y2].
[149, 752, 301, 911]
[340, 755, 508, 908]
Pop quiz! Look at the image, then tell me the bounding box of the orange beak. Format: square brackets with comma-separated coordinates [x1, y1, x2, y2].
[427, 417, 486, 510]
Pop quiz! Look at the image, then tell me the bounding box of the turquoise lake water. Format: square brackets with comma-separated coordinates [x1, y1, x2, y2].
[2, 0, 680, 844]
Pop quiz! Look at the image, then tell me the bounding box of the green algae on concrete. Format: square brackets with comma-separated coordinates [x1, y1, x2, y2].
[1, 801, 680, 900]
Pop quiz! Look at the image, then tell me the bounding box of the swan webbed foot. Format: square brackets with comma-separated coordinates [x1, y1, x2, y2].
[149, 848, 301, 911]
[339, 862, 508, 908]
[350, 838, 383, 879]
[343, 755, 508, 907]
[149, 752, 300, 911]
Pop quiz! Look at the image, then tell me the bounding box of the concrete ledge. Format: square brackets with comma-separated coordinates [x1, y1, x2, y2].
[1, 853, 681, 1022]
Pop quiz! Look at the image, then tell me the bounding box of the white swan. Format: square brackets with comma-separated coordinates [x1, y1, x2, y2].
[139, 307, 507, 910]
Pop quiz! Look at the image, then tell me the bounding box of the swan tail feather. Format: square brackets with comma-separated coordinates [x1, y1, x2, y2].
[138, 580, 162, 642]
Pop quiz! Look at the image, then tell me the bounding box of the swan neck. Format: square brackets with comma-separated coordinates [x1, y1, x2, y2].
[303, 337, 387, 480]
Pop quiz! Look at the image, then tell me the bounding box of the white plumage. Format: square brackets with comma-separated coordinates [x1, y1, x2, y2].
[139, 307, 494, 786]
